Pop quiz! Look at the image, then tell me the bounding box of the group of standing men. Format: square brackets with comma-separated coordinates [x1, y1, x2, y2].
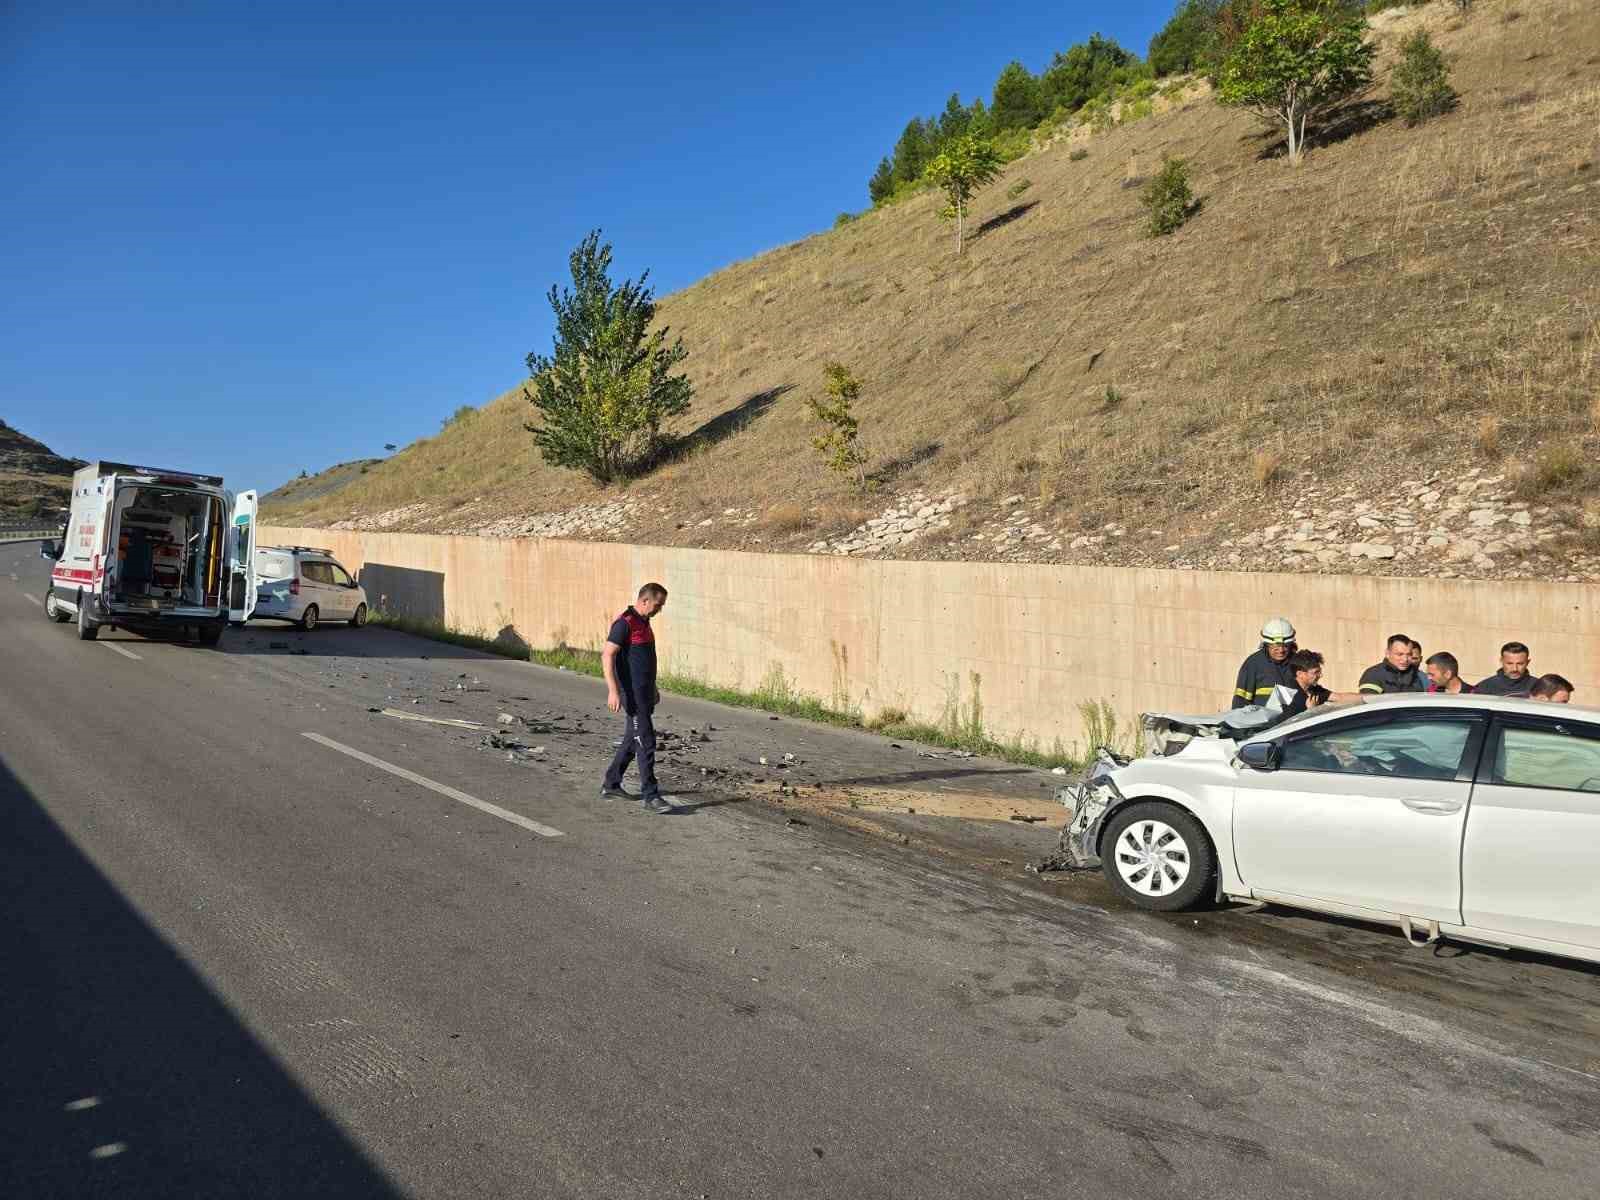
[1232, 618, 1577, 714]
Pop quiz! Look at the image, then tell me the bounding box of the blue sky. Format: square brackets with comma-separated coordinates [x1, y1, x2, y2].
[3, 0, 1175, 491]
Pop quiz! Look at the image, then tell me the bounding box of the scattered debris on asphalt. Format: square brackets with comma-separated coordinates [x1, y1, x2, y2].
[1009, 813, 1046, 824]
[379, 709, 486, 730]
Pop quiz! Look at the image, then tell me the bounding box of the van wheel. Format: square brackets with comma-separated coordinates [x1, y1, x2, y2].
[1100, 801, 1216, 912]
[300, 605, 319, 632]
[76, 595, 99, 641]
[198, 619, 226, 647]
[45, 589, 70, 623]
[349, 603, 367, 628]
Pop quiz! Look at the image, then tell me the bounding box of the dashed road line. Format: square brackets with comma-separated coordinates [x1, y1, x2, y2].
[99, 641, 142, 661]
[301, 732, 566, 839]
[21, 593, 40, 606]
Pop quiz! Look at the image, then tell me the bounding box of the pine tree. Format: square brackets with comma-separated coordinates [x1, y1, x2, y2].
[868, 157, 895, 205]
[991, 62, 1045, 130]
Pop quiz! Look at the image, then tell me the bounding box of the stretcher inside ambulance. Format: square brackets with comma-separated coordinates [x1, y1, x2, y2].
[43, 460, 257, 643]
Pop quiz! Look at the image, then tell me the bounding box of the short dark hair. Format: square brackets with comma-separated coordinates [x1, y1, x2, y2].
[1386, 633, 1411, 650]
[1530, 673, 1575, 698]
[1288, 649, 1323, 672]
[1425, 651, 1459, 677]
[1408, 639, 1423, 652]
[638, 582, 668, 602]
[1500, 641, 1530, 657]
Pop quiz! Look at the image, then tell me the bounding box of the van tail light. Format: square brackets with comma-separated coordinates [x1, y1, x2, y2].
[290, 577, 300, 595]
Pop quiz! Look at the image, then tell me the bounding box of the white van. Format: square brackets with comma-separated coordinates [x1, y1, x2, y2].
[40, 461, 258, 644]
[252, 545, 369, 630]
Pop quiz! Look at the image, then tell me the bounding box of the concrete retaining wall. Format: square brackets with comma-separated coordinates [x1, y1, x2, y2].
[262, 525, 1600, 748]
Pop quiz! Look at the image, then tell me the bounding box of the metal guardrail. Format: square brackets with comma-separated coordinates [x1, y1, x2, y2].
[0, 529, 55, 543]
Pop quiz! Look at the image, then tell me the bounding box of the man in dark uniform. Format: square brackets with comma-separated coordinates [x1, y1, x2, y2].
[1232, 617, 1299, 708]
[1358, 634, 1427, 695]
[1475, 641, 1534, 696]
[600, 582, 671, 813]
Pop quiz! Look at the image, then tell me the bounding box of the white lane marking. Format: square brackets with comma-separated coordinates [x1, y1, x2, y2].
[22, 592, 41, 606]
[89, 1142, 127, 1159]
[99, 641, 142, 661]
[301, 732, 565, 839]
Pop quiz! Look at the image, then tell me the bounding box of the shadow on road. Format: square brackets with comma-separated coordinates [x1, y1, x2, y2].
[0, 753, 405, 1200]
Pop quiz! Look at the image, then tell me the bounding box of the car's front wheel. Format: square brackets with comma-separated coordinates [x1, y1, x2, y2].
[44, 589, 70, 623]
[349, 602, 367, 628]
[1101, 801, 1216, 912]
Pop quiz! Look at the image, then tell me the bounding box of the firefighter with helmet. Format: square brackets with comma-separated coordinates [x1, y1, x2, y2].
[1233, 617, 1299, 708]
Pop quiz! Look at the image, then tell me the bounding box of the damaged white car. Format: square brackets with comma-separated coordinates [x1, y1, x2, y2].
[1057, 694, 1600, 965]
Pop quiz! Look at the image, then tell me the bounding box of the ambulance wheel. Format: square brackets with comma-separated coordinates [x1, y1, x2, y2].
[45, 589, 70, 623]
[76, 595, 99, 640]
[349, 603, 367, 628]
[198, 619, 226, 647]
[299, 604, 319, 632]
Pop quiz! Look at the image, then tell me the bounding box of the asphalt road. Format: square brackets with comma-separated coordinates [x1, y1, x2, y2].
[3, 541, 1598, 1199]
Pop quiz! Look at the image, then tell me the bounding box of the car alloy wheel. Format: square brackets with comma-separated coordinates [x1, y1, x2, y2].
[1112, 818, 1192, 898]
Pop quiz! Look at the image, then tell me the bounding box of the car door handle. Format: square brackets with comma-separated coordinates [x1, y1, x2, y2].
[1400, 797, 1463, 814]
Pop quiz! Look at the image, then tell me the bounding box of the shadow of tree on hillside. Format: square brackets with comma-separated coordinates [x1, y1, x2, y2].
[652, 384, 794, 469]
[868, 440, 942, 489]
[1255, 99, 1395, 161]
[970, 200, 1039, 242]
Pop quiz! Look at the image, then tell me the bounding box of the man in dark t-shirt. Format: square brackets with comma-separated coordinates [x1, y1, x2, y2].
[600, 582, 670, 812]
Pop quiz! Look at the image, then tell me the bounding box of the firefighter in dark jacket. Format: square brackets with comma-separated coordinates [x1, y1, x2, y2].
[1232, 617, 1299, 708]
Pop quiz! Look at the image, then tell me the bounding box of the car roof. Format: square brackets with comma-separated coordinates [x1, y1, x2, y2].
[1259, 692, 1600, 737]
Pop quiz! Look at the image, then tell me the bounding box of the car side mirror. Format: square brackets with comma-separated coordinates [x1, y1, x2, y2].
[40, 540, 59, 560]
[1238, 741, 1280, 771]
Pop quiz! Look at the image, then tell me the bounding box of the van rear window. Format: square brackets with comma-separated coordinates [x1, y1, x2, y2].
[256, 551, 294, 580]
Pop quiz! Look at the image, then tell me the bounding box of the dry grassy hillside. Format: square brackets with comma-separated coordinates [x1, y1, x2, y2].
[267, 0, 1600, 581]
[0, 420, 80, 522]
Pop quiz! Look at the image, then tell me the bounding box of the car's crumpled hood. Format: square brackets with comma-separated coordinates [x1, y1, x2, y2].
[1044, 709, 1245, 870]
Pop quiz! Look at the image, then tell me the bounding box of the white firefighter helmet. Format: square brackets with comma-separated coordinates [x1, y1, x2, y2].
[1260, 617, 1296, 645]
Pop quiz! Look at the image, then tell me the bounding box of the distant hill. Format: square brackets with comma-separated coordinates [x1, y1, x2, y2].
[0, 419, 82, 522]
[260, 459, 385, 512]
[262, 2, 1600, 584]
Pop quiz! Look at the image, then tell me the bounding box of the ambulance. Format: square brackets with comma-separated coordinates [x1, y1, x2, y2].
[40, 461, 259, 644]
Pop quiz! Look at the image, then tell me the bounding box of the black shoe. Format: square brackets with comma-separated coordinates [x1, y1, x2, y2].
[599, 784, 636, 800]
[642, 794, 672, 814]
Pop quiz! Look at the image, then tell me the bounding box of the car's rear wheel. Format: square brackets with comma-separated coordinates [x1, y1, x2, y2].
[198, 618, 226, 647]
[1101, 801, 1215, 912]
[349, 602, 367, 628]
[300, 604, 319, 632]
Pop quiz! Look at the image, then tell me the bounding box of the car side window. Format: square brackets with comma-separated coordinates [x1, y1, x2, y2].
[1489, 722, 1600, 794]
[329, 563, 354, 587]
[302, 561, 331, 585]
[1279, 717, 1476, 782]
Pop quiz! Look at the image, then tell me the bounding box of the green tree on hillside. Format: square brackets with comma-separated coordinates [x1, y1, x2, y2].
[924, 135, 1005, 256]
[1148, 1, 1225, 77]
[890, 118, 935, 186]
[991, 62, 1047, 130]
[1216, 0, 1374, 165]
[808, 363, 870, 491]
[937, 92, 974, 142]
[1041, 34, 1140, 112]
[523, 231, 692, 483]
[1389, 29, 1455, 126]
[868, 157, 895, 204]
